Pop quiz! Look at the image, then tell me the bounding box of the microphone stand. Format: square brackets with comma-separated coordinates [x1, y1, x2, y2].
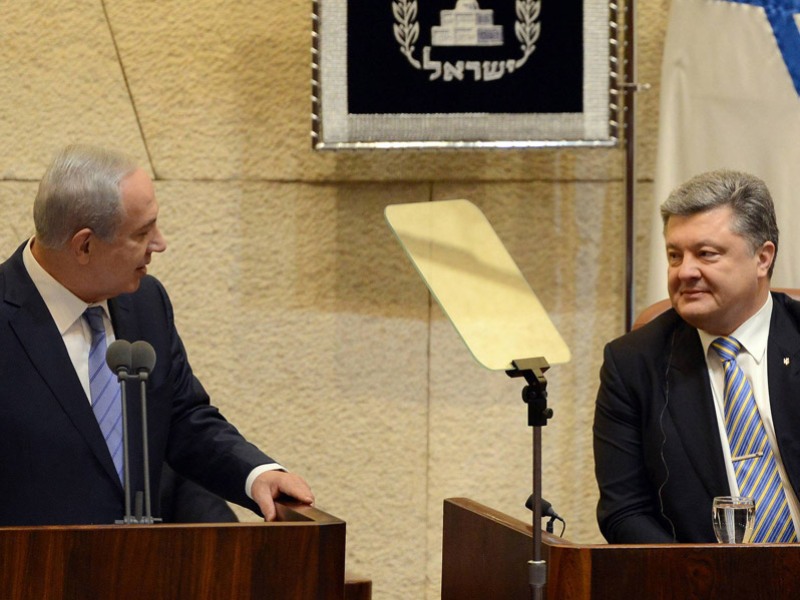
[138, 372, 154, 522]
[110, 340, 160, 525]
[507, 356, 552, 600]
[113, 369, 159, 524]
[117, 366, 133, 522]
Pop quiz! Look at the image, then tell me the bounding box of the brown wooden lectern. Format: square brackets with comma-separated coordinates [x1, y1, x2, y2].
[0, 501, 345, 600]
[442, 497, 800, 599]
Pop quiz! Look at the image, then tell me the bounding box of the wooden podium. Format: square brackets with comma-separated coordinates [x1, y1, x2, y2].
[0, 501, 346, 600]
[441, 497, 800, 599]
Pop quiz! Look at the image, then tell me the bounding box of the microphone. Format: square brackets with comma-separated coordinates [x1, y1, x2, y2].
[106, 339, 132, 377]
[106, 339, 133, 521]
[104, 338, 160, 524]
[130, 340, 156, 376]
[525, 494, 565, 536]
[525, 494, 562, 520]
[130, 340, 157, 523]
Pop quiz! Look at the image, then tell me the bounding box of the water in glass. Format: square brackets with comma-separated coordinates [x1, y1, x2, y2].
[712, 496, 755, 543]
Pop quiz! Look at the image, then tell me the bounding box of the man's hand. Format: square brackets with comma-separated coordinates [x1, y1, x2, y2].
[251, 471, 315, 521]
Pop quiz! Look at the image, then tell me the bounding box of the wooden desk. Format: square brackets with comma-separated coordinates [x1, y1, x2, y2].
[0, 501, 345, 599]
[442, 497, 800, 599]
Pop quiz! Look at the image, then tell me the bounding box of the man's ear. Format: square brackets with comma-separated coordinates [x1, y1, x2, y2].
[757, 241, 776, 277]
[69, 228, 94, 265]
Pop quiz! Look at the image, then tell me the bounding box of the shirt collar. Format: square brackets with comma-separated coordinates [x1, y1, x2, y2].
[22, 238, 110, 333]
[697, 293, 772, 363]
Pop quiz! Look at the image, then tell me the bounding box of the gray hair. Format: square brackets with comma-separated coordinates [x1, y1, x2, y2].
[33, 144, 139, 249]
[660, 169, 779, 277]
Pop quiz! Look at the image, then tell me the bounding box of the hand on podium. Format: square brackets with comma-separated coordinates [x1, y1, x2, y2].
[252, 471, 315, 521]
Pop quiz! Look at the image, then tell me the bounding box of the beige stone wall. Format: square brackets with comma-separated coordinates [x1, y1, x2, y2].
[0, 1, 673, 598]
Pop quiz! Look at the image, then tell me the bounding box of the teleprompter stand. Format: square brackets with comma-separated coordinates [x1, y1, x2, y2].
[385, 199, 570, 600]
[507, 357, 552, 600]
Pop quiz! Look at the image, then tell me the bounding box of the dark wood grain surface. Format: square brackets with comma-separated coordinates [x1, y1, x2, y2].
[0, 501, 345, 600]
[442, 497, 800, 600]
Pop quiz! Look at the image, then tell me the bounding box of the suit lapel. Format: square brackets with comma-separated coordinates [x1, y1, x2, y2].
[665, 322, 729, 497]
[767, 298, 800, 495]
[4, 248, 123, 490]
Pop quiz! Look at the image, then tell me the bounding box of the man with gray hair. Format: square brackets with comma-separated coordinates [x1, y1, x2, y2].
[0, 144, 313, 525]
[594, 169, 800, 543]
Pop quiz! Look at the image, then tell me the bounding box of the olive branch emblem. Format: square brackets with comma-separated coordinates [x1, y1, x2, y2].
[392, 0, 421, 69]
[514, 0, 541, 68]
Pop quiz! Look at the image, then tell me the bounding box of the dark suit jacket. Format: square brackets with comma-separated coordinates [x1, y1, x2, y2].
[159, 463, 238, 523]
[0, 242, 272, 525]
[593, 292, 800, 543]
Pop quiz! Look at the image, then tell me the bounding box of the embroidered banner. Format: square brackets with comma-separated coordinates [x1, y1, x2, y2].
[312, 0, 615, 148]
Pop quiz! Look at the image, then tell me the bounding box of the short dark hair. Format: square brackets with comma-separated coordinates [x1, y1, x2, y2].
[660, 169, 779, 277]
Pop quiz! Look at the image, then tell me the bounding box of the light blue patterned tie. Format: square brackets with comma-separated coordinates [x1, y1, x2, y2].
[84, 307, 124, 483]
[712, 336, 796, 542]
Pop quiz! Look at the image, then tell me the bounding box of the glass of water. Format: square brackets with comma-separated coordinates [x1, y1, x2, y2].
[712, 496, 755, 543]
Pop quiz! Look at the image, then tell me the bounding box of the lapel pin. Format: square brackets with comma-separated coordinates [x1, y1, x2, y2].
[784, 357, 791, 366]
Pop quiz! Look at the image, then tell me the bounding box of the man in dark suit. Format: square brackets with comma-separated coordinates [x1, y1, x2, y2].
[594, 169, 800, 543]
[0, 144, 313, 525]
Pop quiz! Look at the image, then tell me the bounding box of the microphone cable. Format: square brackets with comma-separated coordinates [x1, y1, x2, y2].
[657, 329, 678, 542]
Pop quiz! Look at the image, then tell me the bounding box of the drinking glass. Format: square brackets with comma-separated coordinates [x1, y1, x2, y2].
[712, 496, 755, 543]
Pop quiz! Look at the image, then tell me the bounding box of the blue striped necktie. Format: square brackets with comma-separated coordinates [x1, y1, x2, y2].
[712, 336, 796, 543]
[84, 307, 124, 483]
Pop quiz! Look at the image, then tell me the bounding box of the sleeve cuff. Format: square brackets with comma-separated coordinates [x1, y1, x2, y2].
[245, 463, 284, 499]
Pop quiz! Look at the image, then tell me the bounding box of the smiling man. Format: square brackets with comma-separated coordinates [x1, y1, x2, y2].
[593, 169, 800, 543]
[0, 144, 313, 525]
